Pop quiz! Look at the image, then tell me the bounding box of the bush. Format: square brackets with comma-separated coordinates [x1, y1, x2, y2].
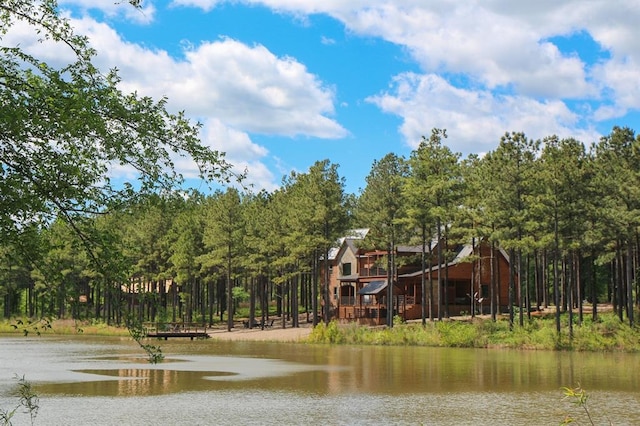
[436, 321, 482, 348]
[308, 321, 345, 344]
[305, 311, 640, 352]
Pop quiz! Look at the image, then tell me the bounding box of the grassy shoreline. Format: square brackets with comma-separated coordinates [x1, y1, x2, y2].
[307, 312, 640, 351]
[0, 319, 130, 337]
[2, 312, 639, 352]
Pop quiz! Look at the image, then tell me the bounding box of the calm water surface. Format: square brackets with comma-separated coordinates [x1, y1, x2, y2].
[1, 334, 639, 425]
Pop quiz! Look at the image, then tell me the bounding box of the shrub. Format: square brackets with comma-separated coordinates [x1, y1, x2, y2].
[436, 321, 481, 348]
[308, 320, 345, 344]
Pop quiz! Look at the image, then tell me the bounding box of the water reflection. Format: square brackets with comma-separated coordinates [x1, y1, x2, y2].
[1, 336, 640, 425]
[318, 345, 640, 394]
[53, 369, 221, 396]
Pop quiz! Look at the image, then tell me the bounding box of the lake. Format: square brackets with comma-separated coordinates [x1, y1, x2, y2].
[1, 335, 639, 425]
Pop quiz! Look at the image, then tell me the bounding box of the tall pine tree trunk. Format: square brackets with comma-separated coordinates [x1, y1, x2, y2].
[421, 224, 427, 325]
[627, 238, 634, 326]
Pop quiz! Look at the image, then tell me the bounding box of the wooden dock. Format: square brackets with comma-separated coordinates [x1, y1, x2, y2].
[146, 331, 209, 340]
[144, 322, 210, 340]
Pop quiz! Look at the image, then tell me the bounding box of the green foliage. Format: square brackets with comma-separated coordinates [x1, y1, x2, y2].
[126, 316, 164, 364]
[560, 385, 605, 426]
[435, 321, 484, 347]
[232, 286, 250, 303]
[308, 320, 346, 344]
[9, 318, 52, 337]
[1, 0, 232, 243]
[356, 153, 408, 248]
[571, 314, 640, 352]
[0, 0, 233, 323]
[403, 128, 463, 236]
[307, 313, 640, 352]
[1, 0, 640, 350]
[0, 375, 39, 426]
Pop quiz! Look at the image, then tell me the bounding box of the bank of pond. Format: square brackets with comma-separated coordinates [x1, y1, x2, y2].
[2, 311, 638, 352]
[308, 312, 640, 351]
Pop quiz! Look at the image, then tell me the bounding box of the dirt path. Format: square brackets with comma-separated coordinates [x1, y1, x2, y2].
[207, 324, 313, 342]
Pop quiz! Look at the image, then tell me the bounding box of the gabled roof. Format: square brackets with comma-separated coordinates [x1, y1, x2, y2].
[398, 242, 512, 279]
[347, 228, 369, 239]
[399, 243, 475, 278]
[328, 228, 369, 260]
[452, 244, 474, 263]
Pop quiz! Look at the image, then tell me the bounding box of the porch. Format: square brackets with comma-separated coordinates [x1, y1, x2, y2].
[336, 280, 413, 325]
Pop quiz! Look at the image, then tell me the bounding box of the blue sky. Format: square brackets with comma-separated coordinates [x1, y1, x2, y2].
[9, 1, 640, 194]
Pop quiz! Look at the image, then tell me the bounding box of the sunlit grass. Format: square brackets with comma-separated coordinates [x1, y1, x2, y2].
[307, 312, 640, 352]
[0, 318, 130, 336]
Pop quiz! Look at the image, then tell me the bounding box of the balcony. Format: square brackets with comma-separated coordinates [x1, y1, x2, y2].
[359, 266, 387, 277]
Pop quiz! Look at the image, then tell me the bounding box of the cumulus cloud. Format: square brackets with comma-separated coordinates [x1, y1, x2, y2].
[190, 1, 640, 124]
[368, 73, 600, 153]
[68, 19, 346, 139]
[174, 39, 346, 138]
[135, 0, 640, 123]
[591, 57, 640, 121]
[4, 11, 345, 190]
[67, 16, 345, 189]
[180, 119, 278, 191]
[327, 2, 596, 100]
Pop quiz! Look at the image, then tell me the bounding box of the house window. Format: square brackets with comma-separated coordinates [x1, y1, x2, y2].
[342, 262, 352, 276]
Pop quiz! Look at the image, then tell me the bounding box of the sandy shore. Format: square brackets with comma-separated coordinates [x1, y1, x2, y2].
[207, 324, 314, 342]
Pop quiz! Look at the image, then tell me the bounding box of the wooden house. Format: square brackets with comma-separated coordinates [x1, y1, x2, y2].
[326, 232, 513, 325]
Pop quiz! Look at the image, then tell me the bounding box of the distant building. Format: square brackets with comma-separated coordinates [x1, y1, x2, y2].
[324, 231, 512, 324]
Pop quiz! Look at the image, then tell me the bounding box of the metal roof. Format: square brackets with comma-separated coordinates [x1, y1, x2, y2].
[399, 244, 473, 278]
[327, 229, 369, 260]
[357, 280, 388, 295]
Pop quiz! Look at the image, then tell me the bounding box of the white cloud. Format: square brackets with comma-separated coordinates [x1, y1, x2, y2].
[170, 0, 224, 12]
[69, 19, 346, 139]
[1, 17, 78, 67]
[68, 16, 345, 190]
[175, 39, 346, 138]
[591, 57, 640, 121]
[4, 12, 344, 190]
[321, 36, 336, 45]
[331, 3, 595, 99]
[368, 73, 600, 153]
[8, 0, 640, 189]
[59, 0, 156, 24]
[199, 119, 278, 191]
[198, 1, 640, 119]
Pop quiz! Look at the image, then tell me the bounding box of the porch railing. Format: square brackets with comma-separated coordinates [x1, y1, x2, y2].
[359, 267, 388, 277]
[339, 296, 356, 306]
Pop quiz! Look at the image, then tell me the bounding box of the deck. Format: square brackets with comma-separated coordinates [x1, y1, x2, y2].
[144, 322, 210, 340]
[146, 331, 209, 340]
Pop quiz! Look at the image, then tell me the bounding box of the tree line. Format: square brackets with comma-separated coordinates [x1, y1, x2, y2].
[2, 126, 640, 335]
[358, 127, 640, 332]
[0, 160, 350, 330]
